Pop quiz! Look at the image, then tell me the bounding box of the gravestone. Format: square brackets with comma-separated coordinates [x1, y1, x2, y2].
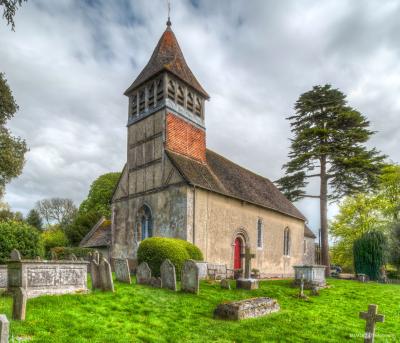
[221, 279, 231, 290]
[149, 277, 162, 288]
[293, 265, 326, 289]
[100, 258, 114, 292]
[90, 260, 101, 290]
[51, 251, 57, 260]
[114, 258, 131, 284]
[0, 266, 7, 289]
[0, 314, 9, 343]
[359, 304, 385, 343]
[35, 256, 41, 261]
[136, 262, 151, 285]
[92, 251, 100, 264]
[160, 259, 176, 291]
[214, 297, 280, 320]
[10, 249, 21, 261]
[181, 260, 199, 294]
[236, 247, 259, 290]
[12, 287, 27, 320]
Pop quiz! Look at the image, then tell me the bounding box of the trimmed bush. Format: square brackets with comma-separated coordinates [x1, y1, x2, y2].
[51, 247, 95, 260]
[137, 237, 203, 279]
[42, 227, 69, 258]
[353, 231, 387, 281]
[0, 220, 44, 262]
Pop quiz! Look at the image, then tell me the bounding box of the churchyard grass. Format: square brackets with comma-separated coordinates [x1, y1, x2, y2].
[1, 278, 399, 342]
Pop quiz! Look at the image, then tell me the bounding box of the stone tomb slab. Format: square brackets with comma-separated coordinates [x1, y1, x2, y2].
[214, 297, 280, 320]
[293, 265, 326, 289]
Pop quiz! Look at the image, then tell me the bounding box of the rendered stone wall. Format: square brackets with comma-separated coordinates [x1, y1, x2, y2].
[0, 265, 7, 289]
[303, 237, 315, 265]
[7, 260, 89, 298]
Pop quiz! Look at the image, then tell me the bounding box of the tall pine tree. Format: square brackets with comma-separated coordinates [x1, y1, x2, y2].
[277, 84, 385, 275]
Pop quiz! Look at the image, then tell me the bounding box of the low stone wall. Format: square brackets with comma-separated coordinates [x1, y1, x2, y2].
[7, 260, 89, 298]
[0, 265, 7, 289]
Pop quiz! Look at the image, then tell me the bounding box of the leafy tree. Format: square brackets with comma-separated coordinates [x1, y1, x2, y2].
[36, 198, 77, 227]
[0, 201, 24, 222]
[0, 73, 27, 198]
[376, 165, 400, 221]
[41, 226, 69, 257]
[64, 210, 101, 246]
[390, 222, 400, 272]
[25, 208, 43, 230]
[277, 84, 385, 275]
[353, 231, 387, 280]
[0, 0, 27, 30]
[79, 172, 121, 218]
[0, 220, 44, 262]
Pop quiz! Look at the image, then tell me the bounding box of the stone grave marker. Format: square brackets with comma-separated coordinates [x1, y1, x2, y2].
[93, 251, 100, 264]
[12, 287, 27, 320]
[100, 258, 114, 292]
[35, 256, 41, 261]
[69, 253, 78, 261]
[221, 279, 231, 290]
[136, 262, 151, 285]
[236, 247, 259, 290]
[90, 259, 101, 290]
[0, 315, 9, 343]
[160, 259, 176, 291]
[114, 258, 131, 284]
[181, 259, 199, 294]
[149, 277, 162, 288]
[359, 304, 385, 343]
[51, 251, 57, 260]
[10, 249, 21, 261]
[214, 297, 280, 320]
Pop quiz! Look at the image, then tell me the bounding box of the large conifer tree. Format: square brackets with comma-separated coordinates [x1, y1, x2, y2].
[277, 84, 385, 275]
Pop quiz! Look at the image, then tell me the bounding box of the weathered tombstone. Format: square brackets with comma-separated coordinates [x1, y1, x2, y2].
[69, 253, 77, 261]
[114, 258, 131, 284]
[100, 258, 114, 292]
[160, 259, 177, 291]
[220, 278, 231, 290]
[149, 277, 162, 288]
[12, 287, 27, 320]
[214, 297, 280, 320]
[51, 251, 57, 260]
[93, 251, 100, 264]
[0, 314, 9, 343]
[136, 262, 152, 285]
[90, 260, 101, 290]
[359, 304, 385, 343]
[10, 249, 21, 261]
[236, 247, 259, 290]
[293, 265, 326, 289]
[181, 259, 199, 294]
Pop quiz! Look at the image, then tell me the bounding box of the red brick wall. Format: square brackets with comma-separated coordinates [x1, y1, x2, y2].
[166, 112, 206, 163]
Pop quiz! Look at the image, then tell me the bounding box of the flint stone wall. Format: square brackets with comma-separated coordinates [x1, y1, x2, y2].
[7, 260, 89, 298]
[0, 266, 7, 289]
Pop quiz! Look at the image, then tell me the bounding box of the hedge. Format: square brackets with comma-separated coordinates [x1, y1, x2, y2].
[137, 237, 203, 279]
[50, 247, 96, 260]
[0, 221, 44, 262]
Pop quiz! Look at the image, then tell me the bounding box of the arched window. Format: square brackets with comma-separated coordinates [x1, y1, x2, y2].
[257, 219, 263, 248]
[167, 80, 175, 100]
[283, 227, 290, 256]
[148, 82, 155, 108]
[177, 85, 184, 106]
[187, 92, 194, 112]
[156, 78, 163, 102]
[136, 205, 153, 242]
[194, 97, 202, 116]
[139, 90, 145, 112]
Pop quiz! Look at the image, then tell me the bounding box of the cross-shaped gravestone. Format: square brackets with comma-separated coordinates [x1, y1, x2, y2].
[240, 247, 255, 279]
[359, 304, 385, 343]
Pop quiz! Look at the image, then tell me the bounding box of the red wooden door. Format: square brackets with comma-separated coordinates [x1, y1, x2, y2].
[234, 237, 242, 269]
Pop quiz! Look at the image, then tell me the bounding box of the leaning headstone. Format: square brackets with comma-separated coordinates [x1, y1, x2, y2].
[114, 258, 131, 284]
[214, 297, 280, 320]
[10, 249, 21, 261]
[149, 277, 162, 288]
[181, 259, 199, 294]
[160, 259, 177, 291]
[136, 262, 151, 285]
[0, 314, 9, 343]
[221, 279, 231, 290]
[100, 258, 114, 292]
[92, 251, 100, 264]
[359, 304, 385, 343]
[90, 260, 101, 290]
[12, 287, 27, 320]
[69, 253, 77, 261]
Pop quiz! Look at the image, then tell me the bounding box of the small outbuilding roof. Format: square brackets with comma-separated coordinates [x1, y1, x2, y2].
[79, 217, 111, 248]
[166, 149, 306, 221]
[304, 225, 317, 239]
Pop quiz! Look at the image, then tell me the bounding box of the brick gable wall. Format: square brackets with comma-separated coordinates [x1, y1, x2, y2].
[165, 112, 206, 163]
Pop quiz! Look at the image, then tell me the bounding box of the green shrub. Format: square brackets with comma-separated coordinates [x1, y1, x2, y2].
[137, 237, 203, 279]
[353, 231, 387, 281]
[41, 227, 69, 258]
[50, 247, 95, 260]
[0, 221, 44, 262]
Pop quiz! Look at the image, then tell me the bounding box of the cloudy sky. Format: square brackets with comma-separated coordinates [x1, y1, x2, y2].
[1, 0, 400, 235]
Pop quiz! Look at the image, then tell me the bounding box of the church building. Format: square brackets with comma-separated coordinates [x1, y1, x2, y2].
[110, 20, 315, 277]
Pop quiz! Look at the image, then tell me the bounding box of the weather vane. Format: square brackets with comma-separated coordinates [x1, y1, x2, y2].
[167, 0, 172, 26]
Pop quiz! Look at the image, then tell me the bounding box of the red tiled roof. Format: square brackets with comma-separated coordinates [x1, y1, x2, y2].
[124, 26, 209, 98]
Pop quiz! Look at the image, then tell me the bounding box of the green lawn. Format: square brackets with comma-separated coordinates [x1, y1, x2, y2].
[0, 278, 399, 342]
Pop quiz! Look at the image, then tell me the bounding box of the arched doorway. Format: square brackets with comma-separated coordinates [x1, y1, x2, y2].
[234, 236, 243, 269]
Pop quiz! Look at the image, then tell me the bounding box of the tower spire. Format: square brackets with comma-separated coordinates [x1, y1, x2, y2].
[166, 0, 172, 27]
